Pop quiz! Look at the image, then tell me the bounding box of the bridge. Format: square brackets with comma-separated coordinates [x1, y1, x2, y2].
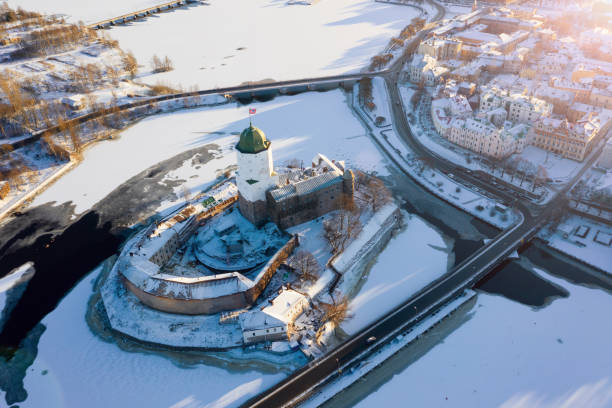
[87, 0, 199, 30]
[3, 71, 384, 150]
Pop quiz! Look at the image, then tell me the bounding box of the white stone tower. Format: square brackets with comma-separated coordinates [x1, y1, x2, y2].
[235, 124, 277, 226]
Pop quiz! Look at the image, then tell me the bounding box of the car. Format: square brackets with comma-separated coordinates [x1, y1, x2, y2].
[448, 173, 454, 179]
[366, 336, 377, 343]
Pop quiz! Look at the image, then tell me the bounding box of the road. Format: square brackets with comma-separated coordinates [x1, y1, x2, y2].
[4, 71, 383, 151]
[243, 1, 606, 405]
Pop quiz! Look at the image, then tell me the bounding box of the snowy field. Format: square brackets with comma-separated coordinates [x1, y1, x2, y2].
[32, 90, 388, 214]
[341, 213, 452, 335]
[17, 265, 286, 408]
[106, 0, 421, 90]
[355, 267, 612, 408]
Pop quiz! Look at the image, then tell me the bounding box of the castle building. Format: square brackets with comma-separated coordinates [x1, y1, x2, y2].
[235, 124, 279, 226]
[236, 124, 355, 228]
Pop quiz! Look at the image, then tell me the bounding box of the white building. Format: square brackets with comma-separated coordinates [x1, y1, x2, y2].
[417, 37, 462, 60]
[530, 116, 601, 161]
[407, 54, 448, 86]
[447, 117, 529, 159]
[479, 86, 552, 124]
[240, 289, 310, 344]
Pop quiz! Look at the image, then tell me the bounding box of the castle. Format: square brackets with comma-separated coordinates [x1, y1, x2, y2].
[112, 124, 355, 318]
[236, 124, 355, 228]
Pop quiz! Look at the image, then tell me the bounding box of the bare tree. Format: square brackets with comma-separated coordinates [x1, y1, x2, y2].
[122, 51, 138, 78]
[151, 54, 174, 73]
[353, 169, 369, 192]
[67, 121, 81, 154]
[321, 298, 349, 327]
[366, 177, 392, 212]
[323, 210, 362, 254]
[288, 250, 320, 284]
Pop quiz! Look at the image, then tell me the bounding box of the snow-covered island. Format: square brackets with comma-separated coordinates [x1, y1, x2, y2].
[98, 122, 402, 358]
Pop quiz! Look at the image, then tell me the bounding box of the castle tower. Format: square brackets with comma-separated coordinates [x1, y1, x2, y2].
[235, 124, 277, 226]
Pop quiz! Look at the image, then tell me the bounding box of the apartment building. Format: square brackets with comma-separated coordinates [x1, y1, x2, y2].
[479, 87, 553, 124]
[530, 116, 600, 161]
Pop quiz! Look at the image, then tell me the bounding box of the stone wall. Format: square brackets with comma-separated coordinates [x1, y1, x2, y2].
[122, 233, 299, 315]
[238, 194, 269, 226]
[122, 276, 251, 315]
[246, 234, 299, 303]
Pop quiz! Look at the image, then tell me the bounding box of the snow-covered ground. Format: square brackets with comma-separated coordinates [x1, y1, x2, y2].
[32, 90, 388, 214]
[354, 267, 612, 407]
[540, 215, 612, 274]
[341, 212, 452, 335]
[18, 265, 287, 408]
[107, 0, 421, 90]
[6, 0, 162, 23]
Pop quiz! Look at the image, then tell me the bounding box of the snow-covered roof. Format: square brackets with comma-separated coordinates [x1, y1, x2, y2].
[270, 171, 342, 202]
[239, 289, 308, 331]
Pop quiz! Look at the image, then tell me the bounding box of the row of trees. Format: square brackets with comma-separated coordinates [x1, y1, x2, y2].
[0, 2, 41, 23]
[11, 24, 96, 59]
[492, 157, 549, 191]
[369, 53, 393, 71]
[399, 17, 426, 40]
[358, 77, 375, 111]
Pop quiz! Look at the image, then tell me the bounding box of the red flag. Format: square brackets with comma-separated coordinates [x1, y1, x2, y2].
[249, 108, 256, 114]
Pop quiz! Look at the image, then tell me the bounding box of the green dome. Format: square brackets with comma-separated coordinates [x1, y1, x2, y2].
[236, 124, 270, 154]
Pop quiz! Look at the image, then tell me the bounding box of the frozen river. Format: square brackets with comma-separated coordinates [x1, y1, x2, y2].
[327, 259, 612, 408]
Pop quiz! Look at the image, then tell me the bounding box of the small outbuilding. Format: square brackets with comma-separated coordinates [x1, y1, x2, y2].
[240, 289, 310, 344]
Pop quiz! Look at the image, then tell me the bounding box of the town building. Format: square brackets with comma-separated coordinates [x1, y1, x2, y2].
[550, 77, 591, 103]
[530, 116, 600, 161]
[534, 85, 575, 116]
[447, 117, 529, 159]
[479, 86, 552, 124]
[406, 54, 448, 86]
[590, 88, 612, 109]
[417, 37, 462, 60]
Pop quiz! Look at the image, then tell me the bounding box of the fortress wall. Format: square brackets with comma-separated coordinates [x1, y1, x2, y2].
[123, 276, 251, 315]
[246, 235, 299, 303]
[271, 183, 348, 229]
